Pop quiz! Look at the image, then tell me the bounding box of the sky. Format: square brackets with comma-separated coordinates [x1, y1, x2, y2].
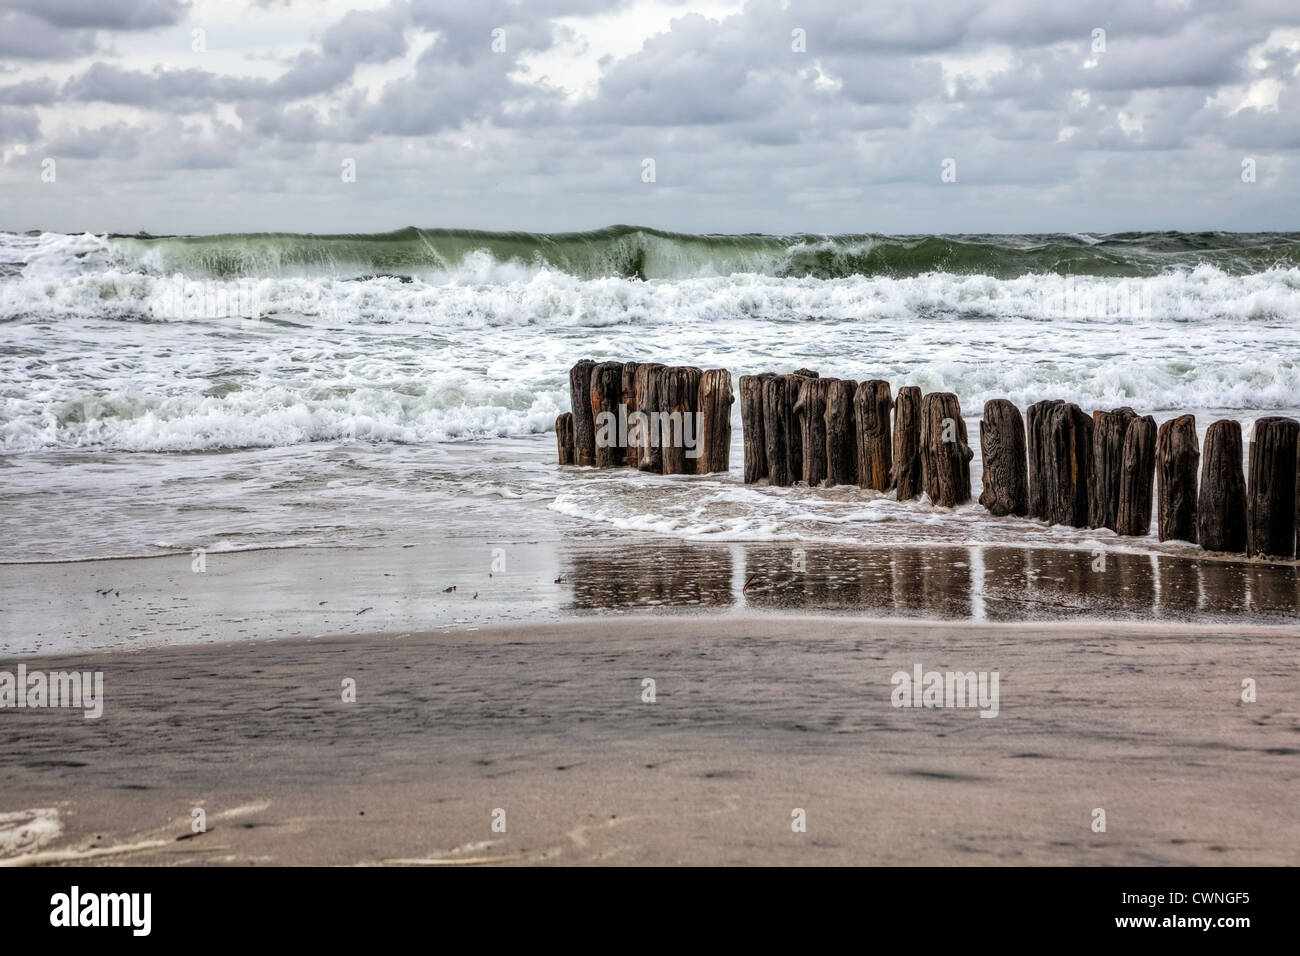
[1, 0, 1298, 235]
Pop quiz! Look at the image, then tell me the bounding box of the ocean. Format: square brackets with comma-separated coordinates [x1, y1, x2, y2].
[3, 226, 1299, 566]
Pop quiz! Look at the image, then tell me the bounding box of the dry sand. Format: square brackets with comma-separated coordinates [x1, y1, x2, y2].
[2, 615, 1297, 866]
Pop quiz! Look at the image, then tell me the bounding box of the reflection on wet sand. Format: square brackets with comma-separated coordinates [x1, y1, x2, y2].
[566, 543, 734, 610]
[562, 541, 1298, 623]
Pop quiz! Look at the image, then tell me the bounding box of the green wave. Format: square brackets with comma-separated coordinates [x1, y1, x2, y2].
[104, 225, 1300, 280]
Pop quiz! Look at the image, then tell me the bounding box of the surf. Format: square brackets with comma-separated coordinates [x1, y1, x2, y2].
[9, 226, 1300, 282]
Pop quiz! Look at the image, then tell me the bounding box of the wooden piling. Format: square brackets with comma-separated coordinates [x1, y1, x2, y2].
[1246, 416, 1299, 558]
[892, 385, 923, 501]
[784, 372, 815, 482]
[760, 376, 793, 487]
[568, 359, 596, 467]
[556, 413, 575, 465]
[978, 399, 1028, 517]
[920, 392, 973, 507]
[854, 380, 893, 492]
[825, 378, 858, 487]
[697, 368, 734, 475]
[1156, 414, 1199, 543]
[661, 366, 702, 476]
[589, 361, 625, 468]
[1197, 419, 1246, 553]
[634, 363, 664, 473]
[794, 377, 833, 487]
[621, 361, 641, 468]
[1089, 407, 1137, 530]
[1027, 400, 1092, 527]
[739, 374, 771, 483]
[1115, 415, 1156, 536]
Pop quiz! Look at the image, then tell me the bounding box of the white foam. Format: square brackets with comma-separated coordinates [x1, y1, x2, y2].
[2, 250, 1300, 452]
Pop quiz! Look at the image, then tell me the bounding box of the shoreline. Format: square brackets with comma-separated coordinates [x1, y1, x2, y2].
[14, 611, 1300, 663]
[4, 535, 1298, 658]
[3, 615, 1297, 866]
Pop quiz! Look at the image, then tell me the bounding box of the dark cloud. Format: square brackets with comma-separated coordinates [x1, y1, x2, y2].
[61, 62, 262, 108]
[9, 0, 189, 30]
[0, 78, 60, 105]
[0, 11, 98, 59]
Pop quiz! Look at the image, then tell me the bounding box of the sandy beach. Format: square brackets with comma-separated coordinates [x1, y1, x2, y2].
[3, 613, 1297, 866]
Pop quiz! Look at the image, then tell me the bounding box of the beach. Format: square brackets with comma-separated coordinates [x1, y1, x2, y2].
[3, 610, 1298, 867]
[4, 228, 1300, 868]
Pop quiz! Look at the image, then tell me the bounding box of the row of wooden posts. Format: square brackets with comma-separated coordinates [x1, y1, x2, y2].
[558, 362, 1300, 560]
[555, 359, 735, 474]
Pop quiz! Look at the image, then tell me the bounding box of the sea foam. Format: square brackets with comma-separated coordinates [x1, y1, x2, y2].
[2, 231, 1299, 452]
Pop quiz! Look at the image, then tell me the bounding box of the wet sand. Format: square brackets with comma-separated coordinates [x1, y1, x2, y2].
[4, 538, 1299, 656]
[2, 615, 1298, 866]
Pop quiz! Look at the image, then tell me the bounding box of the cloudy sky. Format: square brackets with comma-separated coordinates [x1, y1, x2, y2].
[1, 0, 1298, 235]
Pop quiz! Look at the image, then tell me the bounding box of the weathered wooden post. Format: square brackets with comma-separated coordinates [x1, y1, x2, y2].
[920, 392, 972, 507]
[760, 376, 792, 486]
[556, 413, 575, 465]
[661, 366, 702, 475]
[1089, 407, 1137, 530]
[1115, 415, 1156, 536]
[1027, 400, 1092, 527]
[825, 378, 858, 487]
[1156, 414, 1199, 543]
[854, 380, 893, 492]
[1198, 419, 1246, 553]
[1246, 416, 1299, 558]
[621, 361, 641, 468]
[785, 372, 814, 482]
[589, 361, 624, 468]
[634, 363, 664, 473]
[697, 368, 734, 475]
[978, 399, 1028, 516]
[892, 385, 923, 501]
[739, 373, 771, 483]
[794, 377, 833, 487]
[568, 359, 596, 467]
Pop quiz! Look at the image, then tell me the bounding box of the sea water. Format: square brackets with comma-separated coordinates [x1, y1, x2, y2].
[2, 227, 1299, 563]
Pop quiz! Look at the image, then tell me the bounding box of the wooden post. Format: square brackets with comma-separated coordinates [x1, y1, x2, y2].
[825, 378, 858, 487]
[1246, 416, 1299, 558]
[794, 377, 832, 487]
[785, 372, 814, 482]
[556, 413, 575, 465]
[978, 399, 1028, 516]
[661, 366, 702, 475]
[1198, 419, 1246, 553]
[568, 359, 596, 467]
[920, 392, 973, 506]
[1115, 415, 1156, 536]
[621, 361, 640, 468]
[697, 368, 734, 475]
[1156, 414, 1199, 543]
[760, 376, 792, 487]
[589, 361, 624, 468]
[634, 363, 664, 473]
[854, 380, 893, 492]
[791, 368, 819, 378]
[739, 374, 771, 483]
[1089, 407, 1137, 530]
[1027, 400, 1092, 527]
[892, 385, 923, 501]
